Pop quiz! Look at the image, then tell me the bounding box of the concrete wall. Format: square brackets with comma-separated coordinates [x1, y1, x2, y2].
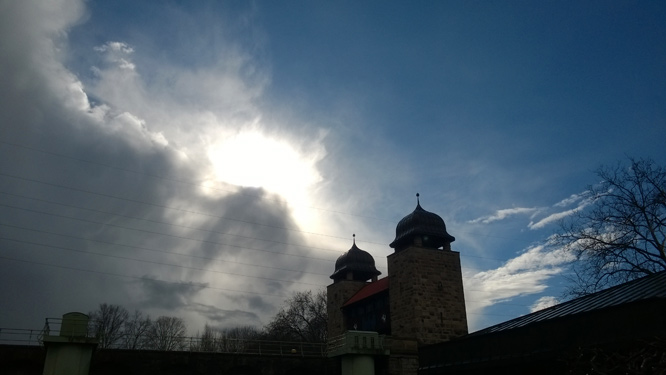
[43, 340, 96, 375]
[1, 345, 45, 375]
[0, 346, 331, 375]
[341, 354, 374, 375]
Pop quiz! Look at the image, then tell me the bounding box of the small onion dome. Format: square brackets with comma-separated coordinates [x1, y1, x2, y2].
[330, 237, 381, 282]
[389, 195, 455, 251]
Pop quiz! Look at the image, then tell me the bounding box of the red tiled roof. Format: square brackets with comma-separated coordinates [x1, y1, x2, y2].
[343, 277, 390, 307]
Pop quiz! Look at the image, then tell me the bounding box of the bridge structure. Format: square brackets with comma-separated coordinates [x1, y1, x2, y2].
[0, 319, 332, 375]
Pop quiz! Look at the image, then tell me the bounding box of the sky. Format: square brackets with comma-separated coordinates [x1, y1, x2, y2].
[1, 0, 665, 335]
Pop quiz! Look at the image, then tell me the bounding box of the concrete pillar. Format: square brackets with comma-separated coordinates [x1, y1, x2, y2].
[341, 354, 374, 375]
[42, 312, 97, 375]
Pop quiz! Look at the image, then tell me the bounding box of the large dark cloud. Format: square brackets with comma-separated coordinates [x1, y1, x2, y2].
[138, 279, 209, 310]
[0, 0, 321, 332]
[190, 304, 262, 328]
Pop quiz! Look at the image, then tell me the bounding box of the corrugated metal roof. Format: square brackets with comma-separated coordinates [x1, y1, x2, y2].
[343, 277, 390, 307]
[470, 271, 666, 336]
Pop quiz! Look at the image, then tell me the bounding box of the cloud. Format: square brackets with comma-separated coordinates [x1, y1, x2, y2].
[138, 278, 209, 310]
[529, 296, 559, 312]
[0, 0, 327, 333]
[528, 208, 578, 230]
[464, 243, 574, 330]
[528, 197, 593, 230]
[190, 303, 262, 328]
[94, 41, 136, 70]
[467, 190, 595, 232]
[94, 41, 134, 55]
[468, 207, 539, 224]
[554, 191, 588, 207]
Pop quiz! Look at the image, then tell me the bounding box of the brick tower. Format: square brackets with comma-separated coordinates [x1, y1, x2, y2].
[327, 235, 382, 339]
[387, 194, 468, 346]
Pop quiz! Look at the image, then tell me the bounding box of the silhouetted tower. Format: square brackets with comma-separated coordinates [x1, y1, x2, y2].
[327, 235, 381, 339]
[388, 194, 468, 345]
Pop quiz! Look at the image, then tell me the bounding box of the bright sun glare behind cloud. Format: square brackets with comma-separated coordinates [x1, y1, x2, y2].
[207, 130, 323, 220]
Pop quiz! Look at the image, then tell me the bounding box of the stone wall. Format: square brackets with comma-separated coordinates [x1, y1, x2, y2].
[326, 280, 368, 339]
[384, 336, 419, 375]
[388, 246, 467, 346]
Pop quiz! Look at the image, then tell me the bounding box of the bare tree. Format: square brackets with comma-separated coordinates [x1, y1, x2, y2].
[556, 158, 666, 296]
[265, 290, 327, 342]
[89, 303, 129, 348]
[193, 324, 260, 353]
[563, 337, 666, 374]
[219, 325, 259, 352]
[193, 324, 219, 352]
[122, 310, 152, 349]
[147, 316, 186, 351]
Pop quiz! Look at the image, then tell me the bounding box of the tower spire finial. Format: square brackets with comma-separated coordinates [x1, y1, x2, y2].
[353, 233, 356, 245]
[416, 192, 420, 205]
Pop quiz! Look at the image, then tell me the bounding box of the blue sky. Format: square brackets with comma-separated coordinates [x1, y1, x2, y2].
[1, 0, 664, 333]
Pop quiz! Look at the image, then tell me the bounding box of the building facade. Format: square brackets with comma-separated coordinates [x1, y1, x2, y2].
[327, 196, 468, 375]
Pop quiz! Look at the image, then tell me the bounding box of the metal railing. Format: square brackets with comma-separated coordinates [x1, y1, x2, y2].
[327, 331, 387, 357]
[0, 317, 79, 346]
[41, 317, 89, 338]
[186, 338, 327, 357]
[1, 318, 327, 357]
[0, 328, 45, 346]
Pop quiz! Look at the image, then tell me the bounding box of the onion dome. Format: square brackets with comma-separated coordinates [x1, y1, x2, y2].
[389, 194, 455, 251]
[330, 235, 381, 282]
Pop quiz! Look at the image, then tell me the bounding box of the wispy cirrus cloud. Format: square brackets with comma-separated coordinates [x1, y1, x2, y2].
[468, 207, 539, 224]
[528, 208, 578, 230]
[468, 190, 595, 232]
[462, 191, 598, 329]
[529, 296, 559, 312]
[554, 191, 589, 207]
[528, 194, 594, 230]
[464, 242, 574, 330]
